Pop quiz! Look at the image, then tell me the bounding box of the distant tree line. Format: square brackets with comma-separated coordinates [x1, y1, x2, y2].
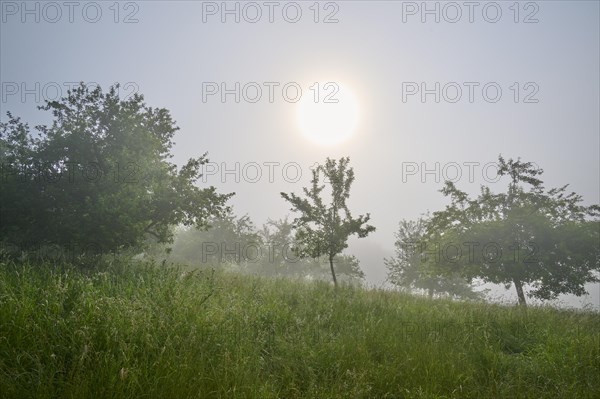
[153, 211, 365, 284]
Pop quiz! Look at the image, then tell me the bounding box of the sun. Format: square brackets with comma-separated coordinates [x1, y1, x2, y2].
[296, 82, 360, 147]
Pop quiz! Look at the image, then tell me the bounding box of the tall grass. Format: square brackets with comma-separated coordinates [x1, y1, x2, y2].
[0, 259, 598, 398]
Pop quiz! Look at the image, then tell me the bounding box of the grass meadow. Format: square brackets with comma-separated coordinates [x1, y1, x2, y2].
[0, 259, 598, 398]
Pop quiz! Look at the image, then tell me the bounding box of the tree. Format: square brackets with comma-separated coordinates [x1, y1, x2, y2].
[0, 84, 232, 258]
[258, 217, 303, 276]
[425, 155, 599, 306]
[167, 208, 261, 267]
[281, 157, 375, 287]
[258, 218, 365, 283]
[385, 217, 484, 300]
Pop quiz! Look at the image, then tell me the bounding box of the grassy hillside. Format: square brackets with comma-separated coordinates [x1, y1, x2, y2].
[0, 260, 598, 398]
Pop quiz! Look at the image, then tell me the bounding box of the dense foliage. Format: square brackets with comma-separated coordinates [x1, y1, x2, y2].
[385, 217, 485, 300]
[422, 156, 600, 306]
[0, 84, 231, 257]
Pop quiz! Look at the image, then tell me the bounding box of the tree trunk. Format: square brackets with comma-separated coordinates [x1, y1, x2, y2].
[513, 278, 527, 307]
[329, 254, 338, 288]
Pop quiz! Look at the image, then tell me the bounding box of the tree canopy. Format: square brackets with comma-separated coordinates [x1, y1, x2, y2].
[281, 157, 375, 286]
[0, 84, 232, 258]
[423, 156, 599, 306]
[385, 216, 485, 300]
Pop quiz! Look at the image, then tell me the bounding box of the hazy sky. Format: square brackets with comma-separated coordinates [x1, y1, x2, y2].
[1, 0, 599, 307]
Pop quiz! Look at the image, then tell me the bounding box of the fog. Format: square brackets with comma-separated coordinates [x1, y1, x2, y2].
[2, 1, 598, 309]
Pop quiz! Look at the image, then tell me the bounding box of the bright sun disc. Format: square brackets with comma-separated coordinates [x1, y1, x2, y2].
[296, 83, 359, 147]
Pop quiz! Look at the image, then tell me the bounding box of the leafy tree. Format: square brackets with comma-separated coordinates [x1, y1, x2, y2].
[258, 217, 301, 276]
[167, 208, 261, 267]
[385, 217, 484, 300]
[281, 157, 375, 286]
[0, 84, 232, 258]
[425, 155, 599, 306]
[259, 218, 365, 283]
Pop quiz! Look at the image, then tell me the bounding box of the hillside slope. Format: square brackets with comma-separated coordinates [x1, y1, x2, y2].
[1, 260, 598, 398]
